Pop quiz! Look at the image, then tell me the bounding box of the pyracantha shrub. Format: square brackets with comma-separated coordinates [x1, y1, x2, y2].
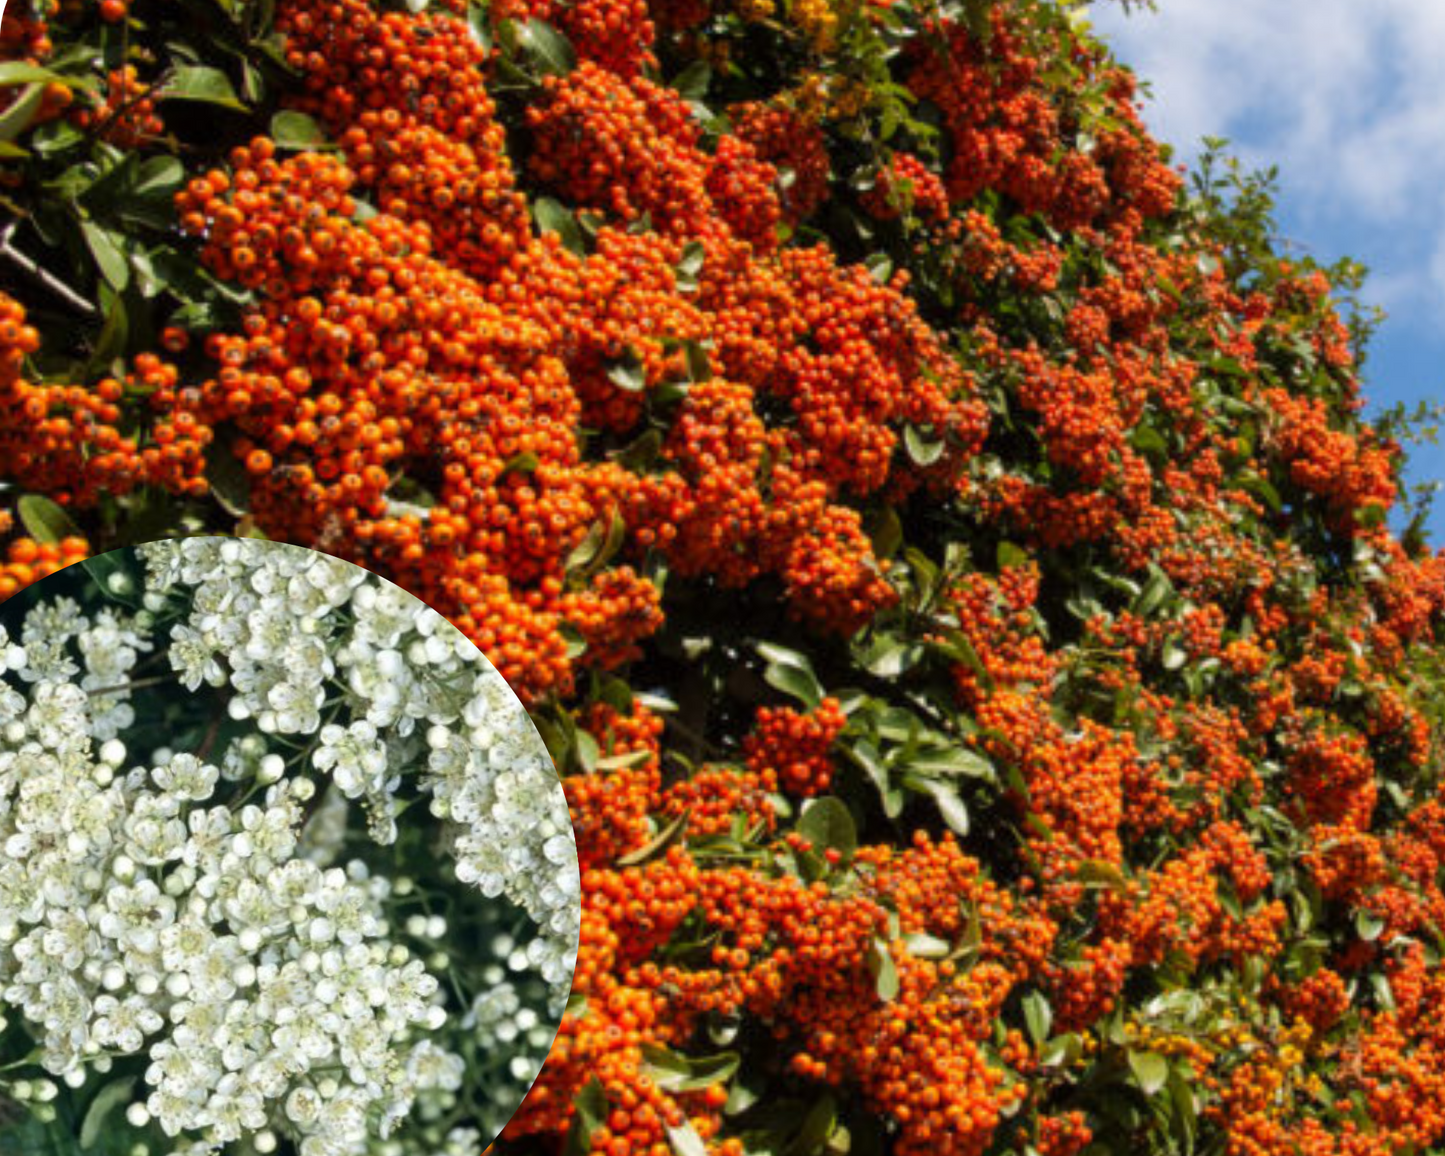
[0, 540, 579, 1154]
[2, 0, 1445, 1154]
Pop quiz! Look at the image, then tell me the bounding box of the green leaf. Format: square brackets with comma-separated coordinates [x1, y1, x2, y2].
[1076, 859, 1128, 891]
[1161, 642, 1188, 671]
[616, 808, 691, 867]
[725, 1079, 760, 1116]
[676, 240, 706, 291]
[565, 519, 607, 573]
[501, 451, 540, 476]
[533, 196, 586, 254]
[607, 350, 647, 393]
[594, 748, 653, 771]
[204, 444, 252, 517]
[903, 744, 995, 781]
[1356, 909, 1385, 943]
[270, 110, 330, 150]
[132, 155, 185, 199]
[0, 83, 45, 143]
[611, 427, 662, 471]
[559, 623, 587, 659]
[80, 1078, 137, 1150]
[785, 1094, 838, 1156]
[1040, 1033, 1083, 1068]
[901, 774, 969, 835]
[903, 424, 945, 467]
[866, 505, 903, 559]
[0, 62, 89, 88]
[81, 550, 139, 603]
[797, 796, 857, 863]
[758, 641, 824, 709]
[1022, 992, 1052, 1046]
[574, 728, 600, 774]
[518, 17, 576, 76]
[1130, 423, 1169, 457]
[641, 1045, 740, 1092]
[80, 220, 129, 294]
[668, 1120, 709, 1156]
[1133, 566, 1175, 619]
[683, 339, 711, 383]
[1128, 1050, 1170, 1096]
[670, 60, 711, 102]
[996, 540, 1029, 570]
[159, 66, 247, 111]
[845, 738, 902, 818]
[18, 494, 80, 544]
[858, 635, 923, 678]
[466, 2, 493, 50]
[562, 1079, 609, 1156]
[868, 936, 899, 1001]
[1239, 471, 1282, 514]
[903, 932, 950, 958]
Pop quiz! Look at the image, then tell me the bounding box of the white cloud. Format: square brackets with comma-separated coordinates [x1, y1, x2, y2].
[1087, 0, 1445, 321]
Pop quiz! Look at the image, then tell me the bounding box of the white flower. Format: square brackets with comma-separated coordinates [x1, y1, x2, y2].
[151, 754, 220, 803]
[168, 624, 225, 691]
[91, 992, 162, 1053]
[313, 721, 390, 799]
[0, 626, 27, 676]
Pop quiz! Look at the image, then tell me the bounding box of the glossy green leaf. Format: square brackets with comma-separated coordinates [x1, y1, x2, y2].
[667, 1120, 709, 1156]
[670, 60, 711, 102]
[518, 18, 576, 76]
[159, 66, 247, 111]
[204, 443, 252, 517]
[797, 796, 857, 862]
[903, 424, 945, 467]
[904, 744, 995, 781]
[868, 936, 899, 1001]
[676, 240, 706, 291]
[501, 451, 540, 476]
[18, 494, 80, 544]
[758, 642, 824, 710]
[562, 1079, 609, 1156]
[900, 773, 969, 835]
[1022, 991, 1052, 1046]
[607, 351, 647, 393]
[641, 1045, 740, 1092]
[1128, 1050, 1170, 1096]
[80, 1078, 137, 1150]
[270, 110, 330, 150]
[533, 196, 586, 254]
[132, 155, 185, 199]
[1356, 909, 1385, 943]
[616, 808, 691, 867]
[0, 83, 45, 142]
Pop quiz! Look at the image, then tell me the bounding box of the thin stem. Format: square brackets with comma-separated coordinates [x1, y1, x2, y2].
[194, 703, 226, 761]
[86, 674, 173, 698]
[662, 714, 725, 759]
[0, 223, 97, 318]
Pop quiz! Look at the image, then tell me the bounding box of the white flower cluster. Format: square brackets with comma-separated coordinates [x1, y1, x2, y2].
[0, 538, 581, 1155]
[0, 669, 453, 1154]
[135, 538, 580, 1004]
[7, 596, 153, 742]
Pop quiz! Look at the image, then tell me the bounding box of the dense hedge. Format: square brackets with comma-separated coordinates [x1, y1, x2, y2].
[2, 0, 1445, 1153]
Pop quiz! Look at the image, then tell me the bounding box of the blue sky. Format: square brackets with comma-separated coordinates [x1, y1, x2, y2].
[1087, 0, 1445, 548]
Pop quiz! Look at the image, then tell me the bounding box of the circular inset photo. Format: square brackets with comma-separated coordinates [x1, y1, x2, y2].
[0, 537, 580, 1156]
